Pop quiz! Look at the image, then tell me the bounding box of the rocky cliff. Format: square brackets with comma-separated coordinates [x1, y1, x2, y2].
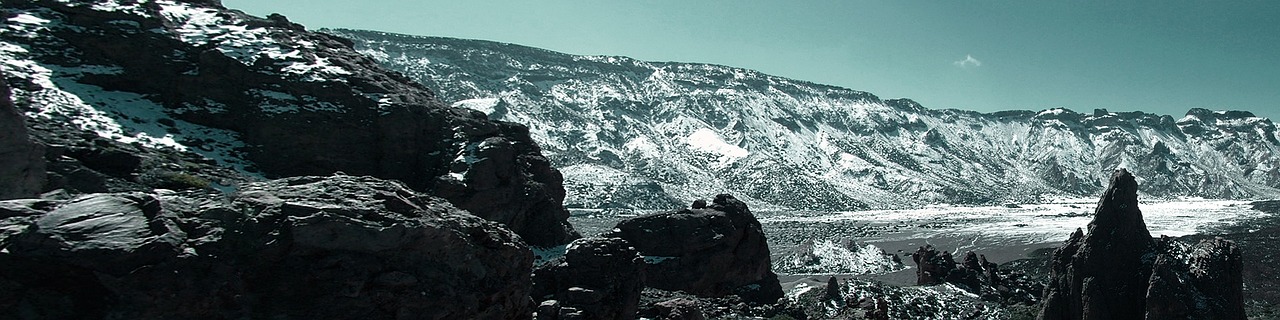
[1, 0, 577, 246]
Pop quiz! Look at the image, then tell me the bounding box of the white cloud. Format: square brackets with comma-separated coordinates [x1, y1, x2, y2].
[954, 54, 982, 68]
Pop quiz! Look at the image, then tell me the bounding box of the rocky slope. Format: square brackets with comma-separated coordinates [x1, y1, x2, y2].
[1, 0, 577, 246]
[0, 175, 534, 319]
[327, 29, 1280, 211]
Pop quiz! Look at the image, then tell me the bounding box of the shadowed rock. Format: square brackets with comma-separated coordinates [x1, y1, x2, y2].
[0, 175, 534, 319]
[0, 76, 44, 200]
[606, 194, 783, 304]
[532, 237, 645, 320]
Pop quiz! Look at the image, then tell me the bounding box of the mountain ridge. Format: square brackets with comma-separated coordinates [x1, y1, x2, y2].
[330, 28, 1280, 211]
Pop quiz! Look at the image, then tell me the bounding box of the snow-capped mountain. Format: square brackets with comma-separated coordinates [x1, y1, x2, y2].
[328, 29, 1280, 211]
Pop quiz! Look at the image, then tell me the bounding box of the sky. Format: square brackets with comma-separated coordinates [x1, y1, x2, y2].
[224, 0, 1280, 120]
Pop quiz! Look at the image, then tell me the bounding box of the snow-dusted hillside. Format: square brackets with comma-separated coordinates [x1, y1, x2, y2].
[328, 29, 1280, 210]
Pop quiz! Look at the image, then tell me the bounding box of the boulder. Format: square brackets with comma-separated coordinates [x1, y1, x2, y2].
[532, 237, 645, 320]
[1038, 169, 1246, 320]
[0, 175, 534, 319]
[0, 76, 45, 200]
[606, 195, 783, 303]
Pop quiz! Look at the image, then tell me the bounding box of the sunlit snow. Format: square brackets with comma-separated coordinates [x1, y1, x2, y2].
[686, 128, 749, 167]
[452, 97, 499, 114]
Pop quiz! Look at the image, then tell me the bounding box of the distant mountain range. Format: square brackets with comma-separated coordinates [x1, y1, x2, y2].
[328, 29, 1280, 211]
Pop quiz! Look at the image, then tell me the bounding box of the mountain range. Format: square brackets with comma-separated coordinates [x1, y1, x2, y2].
[326, 29, 1280, 211]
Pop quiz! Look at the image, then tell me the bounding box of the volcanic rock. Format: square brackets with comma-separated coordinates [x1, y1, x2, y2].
[1, 0, 578, 247]
[606, 194, 783, 303]
[532, 237, 645, 320]
[0, 76, 44, 200]
[911, 245, 956, 286]
[1038, 169, 1245, 320]
[0, 175, 534, 319]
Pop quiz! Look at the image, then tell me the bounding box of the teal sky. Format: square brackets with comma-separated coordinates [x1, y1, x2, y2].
[225, 0, 1280, 120]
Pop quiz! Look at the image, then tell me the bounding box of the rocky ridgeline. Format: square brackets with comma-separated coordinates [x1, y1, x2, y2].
[1039, 169, 1245, 320]
[0, 175, 534, 319]
[1, 0, 576, 246]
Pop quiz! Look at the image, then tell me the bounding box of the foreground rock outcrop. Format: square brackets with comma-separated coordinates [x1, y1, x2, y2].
[1038, 169, 1245, 320]
[532, 237, 645, 320]
[1, 0, 577, 247]
[0, 76, 44, 200]
[606, 194, 783, 304]
[0, 175, 533, 319]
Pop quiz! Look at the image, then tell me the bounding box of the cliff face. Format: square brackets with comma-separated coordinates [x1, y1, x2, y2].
[0, 76, 44, 200]
[1038, 169, 1245, 320]
[1, 0, 576, 246]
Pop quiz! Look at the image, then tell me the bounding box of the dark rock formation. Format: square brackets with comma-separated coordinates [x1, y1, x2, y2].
[1, 0, 578, 246]
[1251, 199, 1280, 214]
[0, 76, 44, 200]
[909, 245, 1037, 306]
[532, 237, 645, 320]
[825, 276, 843, 303]
[912, 246, 994, 290]
[648, 298, 706, 320]
[911, 245, 957, 286]
[606, 194, 783, 303]
[1143, 237, 1245, 320]
[0, 175, 534, 319]
[1038, 169, 1246, 320]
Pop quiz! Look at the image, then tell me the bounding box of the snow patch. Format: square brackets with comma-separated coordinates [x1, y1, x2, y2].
[775, 240, 906, 275]
[0, 49, 255, 174]
[623, 136, 660, 156]
[686, 128, 749, 167]
[155, 0, 351, 82]
[642, 256, 677, 264]
[452, 97, 499, 114]
[8, 13, 51, 26]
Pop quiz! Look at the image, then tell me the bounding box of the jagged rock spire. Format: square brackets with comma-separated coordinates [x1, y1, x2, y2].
[1039, 169, 1245, 320]
[1087, 169, 1153, 242]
